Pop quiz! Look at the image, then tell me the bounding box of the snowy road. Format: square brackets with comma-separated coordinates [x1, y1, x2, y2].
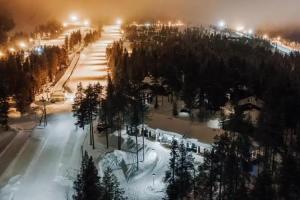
[0, 25, 121, 200]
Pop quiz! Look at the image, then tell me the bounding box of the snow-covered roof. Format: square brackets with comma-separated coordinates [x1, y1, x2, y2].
[238, 96, 264, 108]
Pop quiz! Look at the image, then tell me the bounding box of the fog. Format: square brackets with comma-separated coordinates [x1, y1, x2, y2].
[2, 0, 300, 30]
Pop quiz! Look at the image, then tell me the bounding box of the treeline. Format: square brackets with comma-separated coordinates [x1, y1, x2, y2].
[0, 13, 14, 45]
[35, 19, 63, 38]
[84, 31, 101, 46]
[107, 25, 300, 199]
[65, 30, 100, 51]
[0, 46, 68, 117]
[65, 30, 82, 51]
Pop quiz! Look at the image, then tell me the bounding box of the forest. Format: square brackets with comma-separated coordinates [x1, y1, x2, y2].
[104, 25, 300, 199]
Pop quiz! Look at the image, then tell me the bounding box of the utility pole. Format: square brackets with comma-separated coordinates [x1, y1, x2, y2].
[39, 97, 47, 127]
[136, 128, 139, 170]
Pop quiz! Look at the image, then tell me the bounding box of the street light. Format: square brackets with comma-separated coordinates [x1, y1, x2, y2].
[263, 34, 268, 40]
[218, 20, 226, 29]
[70, 14, 79, 22]
[152, 173, 156, 187]
[8, 47, 16, 53]
[63, 22, 68, 27]
[236, 25, 244, 32]
[116, 18, 122, 25]
[83, 19, 90, 26]
[248, 29, 254, 35]
[144, 22, 151, 27]
[277, 36, 281, 41]
[0, 51, 5, 58]
[18, 41, 27, 49]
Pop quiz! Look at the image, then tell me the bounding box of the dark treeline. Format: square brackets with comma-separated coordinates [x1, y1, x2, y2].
[35, 19, 63, 38]
[84, 31, 101, 47]
[107, 25, 300, 199]
[0, 13, 14, 45]
[0, 46, 68, 116]
[65, 30, 101, 52]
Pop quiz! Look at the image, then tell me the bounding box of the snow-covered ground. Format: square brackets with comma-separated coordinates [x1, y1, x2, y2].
[0, 25, 122, 200]
[98, 127, 206, 200]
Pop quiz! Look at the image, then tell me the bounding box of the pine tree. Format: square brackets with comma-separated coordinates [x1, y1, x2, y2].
[0, 82, 9, 129]
[165, 140, 179, 200]
[278, 154, 300, 200]
[73, 152, 103, 200]
[177, 141, 194, 199]
[102, 167, 126, 200]
[194, 150, 218, 200]
[250, 169, 274, 200]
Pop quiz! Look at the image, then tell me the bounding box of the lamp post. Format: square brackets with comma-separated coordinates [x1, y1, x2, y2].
[152, 173, 156, 187]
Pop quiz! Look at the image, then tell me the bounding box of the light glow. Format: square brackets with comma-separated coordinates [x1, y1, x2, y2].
[277, 36, 281, 41]
[9, 47, 16, 53]
[116, 18, 123, 25]
[19, 41, 27, 48]
[0, 51, 5, 58]
[218, 20, 226, 28]
[236, 25, 245, 32]
[83, 20, 90, 26]
[263, 34, 268, 39]
[70, 14, 79, 22]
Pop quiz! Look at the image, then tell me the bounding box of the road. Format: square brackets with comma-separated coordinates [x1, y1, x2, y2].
[0, 24, 121, 200]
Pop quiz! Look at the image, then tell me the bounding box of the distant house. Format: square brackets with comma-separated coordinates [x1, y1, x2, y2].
[238, 96, 264, 110]
[238, 96, 264, 125]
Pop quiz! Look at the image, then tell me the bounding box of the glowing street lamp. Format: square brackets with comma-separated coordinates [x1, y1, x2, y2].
[247, 29, 254, 35]
[0, 51, 5, 58]
[18, 41, 27, 49]
[263, 34, 268, 40]
[83, 20, 90, 26]
[116, 18, 123, 25]
[8, 47, 16, 53]
[218, 20, 226, 29]
[277, 36, 281, 41]
[70, 14, 79, 22]
[236, 25, 245, 32]
[63, 22, 68, 27]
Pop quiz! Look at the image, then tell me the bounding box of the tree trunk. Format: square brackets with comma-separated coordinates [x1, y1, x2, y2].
[106, 129, 109, 149]
[136, 130, 139, 170]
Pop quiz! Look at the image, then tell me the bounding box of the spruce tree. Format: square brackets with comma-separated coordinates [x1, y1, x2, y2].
[102, 167, 126, 200]
[194, 150, 218, 200]
[73, 152, 103, 200]
[0, 82, 9, 129]
[164, 140, 179, 200]
[177, 141, 194, 199]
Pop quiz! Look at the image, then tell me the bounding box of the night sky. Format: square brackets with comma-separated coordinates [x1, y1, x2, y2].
[1, 0, 300, 31]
